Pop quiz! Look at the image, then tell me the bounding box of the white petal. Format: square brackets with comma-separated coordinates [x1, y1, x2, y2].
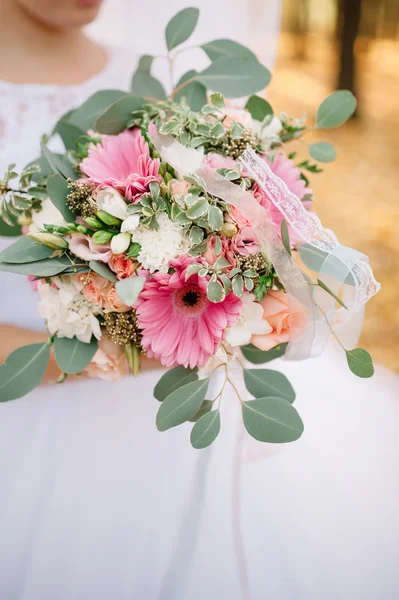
[121, 215, 141, 233]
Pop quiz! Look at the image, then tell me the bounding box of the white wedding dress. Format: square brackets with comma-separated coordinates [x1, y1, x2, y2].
[1, 20, 399, 600]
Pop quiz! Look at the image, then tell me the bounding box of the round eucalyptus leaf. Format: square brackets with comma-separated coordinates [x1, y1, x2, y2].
[165, 7, 199, 52]
[0, 343, 50, 402]
[197, 57, 271, 99]
[316, 90, 357, 129]
[174, 70, 207, 111]
[0, 218, 22, 237]
[95, 95, 147, 135]
[47, 173, 75, 221]
[154, 366, 198, 402]
[68, 89, 126, 131]
[0, 257, 71, 277]
[0, 236, 53, 264]
[88, 260, 117, 283]
[201, 39, 256, 62]
[41, 144, 76, 180]
[190, 410, 221, 449]
[242, 397, 304, 443]
[54, 336, 98, 375]
[309, 142, 337, 163]
[244, 369, 296, 403]
[131, 71, 166, 100]
[346, 348, 374, 378]
[241, 343, 288, 364]
[156, 378, 209, 431]
[53, 119, 86, 152]
[115, 276, 146, 306]
[189, 399, 213, 422]
[245, 95, 273, 121]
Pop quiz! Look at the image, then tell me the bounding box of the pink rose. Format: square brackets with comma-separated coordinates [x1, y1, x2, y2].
[169, 179, 191, 199]
[81, 273, 112, 308]
[109, 254, 137, 280]
[203, 152, 238, 171]
[103, 286, 131, 313]
[231, 227, 260, 256]
[203, 236, 236, 270]
[250, 290, 308, 352]
[69, 233, 112, 263]
[84, 336, 129, 382]
[227, 205, 252, 229]
[222, 108, 253, 131]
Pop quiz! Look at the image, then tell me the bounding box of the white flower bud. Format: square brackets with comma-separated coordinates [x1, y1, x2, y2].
[121, 215, 141, 234]
[111, 232, 131, 255]
[95, 187, 128, 221]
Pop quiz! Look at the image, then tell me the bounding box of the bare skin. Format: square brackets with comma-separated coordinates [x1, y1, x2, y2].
[0, 0, 159, 379]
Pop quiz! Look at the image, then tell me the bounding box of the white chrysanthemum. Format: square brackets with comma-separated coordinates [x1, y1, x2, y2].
[37, 277, 102, 343]
[29, 197, 67, 233]
[225, 292, 272, 347]
[132, 212, 191, 273]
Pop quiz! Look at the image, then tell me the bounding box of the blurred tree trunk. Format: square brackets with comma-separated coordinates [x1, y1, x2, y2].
[337, 0, 362, 111]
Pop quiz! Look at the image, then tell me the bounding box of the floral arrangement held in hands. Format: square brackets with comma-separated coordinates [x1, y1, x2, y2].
[0, 8, 379, 448]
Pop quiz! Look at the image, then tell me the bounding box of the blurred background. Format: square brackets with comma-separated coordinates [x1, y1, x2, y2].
[89, 0, 399, 371]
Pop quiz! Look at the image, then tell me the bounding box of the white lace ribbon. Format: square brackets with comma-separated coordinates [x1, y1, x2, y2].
[148, 127, 380, 359]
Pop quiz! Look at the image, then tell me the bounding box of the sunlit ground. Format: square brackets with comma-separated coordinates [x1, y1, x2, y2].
[267, 33, 399, 372]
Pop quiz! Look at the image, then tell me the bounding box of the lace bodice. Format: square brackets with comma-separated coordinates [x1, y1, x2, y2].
[0, 48, 135, 330]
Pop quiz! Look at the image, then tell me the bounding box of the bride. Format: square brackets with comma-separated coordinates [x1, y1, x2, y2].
[0, 1, 398, 599]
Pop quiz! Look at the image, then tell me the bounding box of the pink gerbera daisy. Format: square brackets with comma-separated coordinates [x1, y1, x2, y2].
[252, 153, 313, 247]
[80, 128, 161, 202]
[135, 256, 242, 369]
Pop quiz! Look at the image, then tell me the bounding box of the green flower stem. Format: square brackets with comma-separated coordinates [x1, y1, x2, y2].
[124, 343, 141, 376]
[316, 302, 346, 351]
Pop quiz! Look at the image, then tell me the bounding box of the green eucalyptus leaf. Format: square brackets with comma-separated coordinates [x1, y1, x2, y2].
[190, 409, 220, 449]
[95, 95, 147, 135]
[174, 70, 207, 111]
[346, 348, 374, 378]
[316, 90, 357, 129]
[189, 399, 213, 422]
[308, 142, 337, 163]
[0, 343, 50, 402]
[244, 368, 296, 403]
[154, 366, 198, 401]
[165, 7, 199, 51]
[88, 260, 117, 282]
[0, 237, 53, 264]
[40, 144, 76, 180]
[137, 54, 154, 73]
[156, 377, 209, 431]
[242, 397, 304, 443]
[54, 336, 98, 375]
[280, 219, 292, 256]
[53, 119, 86, 151]
[47, 173, 75, 221]
[0, 219, 21, 237]
[207, 279, 225, 303]
[68, 89, 126, 130]
[131, 70, 166, 100]
[241, 343, 288, 364]
[297, 244, 356, 286]
[316, 278, 347, 309]
[245, 95, 273, 121]
[197, 57, 271, 98]
[0, 257, 71, 277]
[201, 39, 256, 61]
[115, 276, 146, 306]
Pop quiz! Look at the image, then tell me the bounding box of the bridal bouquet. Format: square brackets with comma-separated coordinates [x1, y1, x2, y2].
[0, 8, 379, 448]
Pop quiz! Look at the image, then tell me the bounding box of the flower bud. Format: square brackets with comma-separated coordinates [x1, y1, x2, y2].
[67, 222, 77, 230]
[221, 222, 237, 238]
[92, 230, 113, 245]
[97, 210, 122, 227]
[76, 225, 89, 234]
[84, 217, 103, 229]
[27, 232, 68, 249]
[121, 215, 140, 234]
[54, 226, 71, 234]
[110, 232, 131, 255]
[95, 187, 128, 220]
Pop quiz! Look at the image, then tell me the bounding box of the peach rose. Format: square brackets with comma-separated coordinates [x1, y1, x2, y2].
[84, 336, 129, 382]
[169, 179, 191, 199]
[103, 286, 131, 313]
[109, 254, 137, 280]
[203, 236, 236, 270]
[222, 107, 253, 131]
[251, 290, 308, 352]
[231, 227, 260, 256]
[228, 205, 252, 229]
[81, 273, 112, 308]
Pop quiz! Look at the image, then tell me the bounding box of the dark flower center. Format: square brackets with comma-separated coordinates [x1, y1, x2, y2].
[182, 290, 201, 307]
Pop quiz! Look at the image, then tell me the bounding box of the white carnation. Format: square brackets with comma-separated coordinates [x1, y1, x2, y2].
[225, 292, 272, 347]
[132, 212, 191, 273]
[29, 197, 67, 233]
[37, 277, 102, 343]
